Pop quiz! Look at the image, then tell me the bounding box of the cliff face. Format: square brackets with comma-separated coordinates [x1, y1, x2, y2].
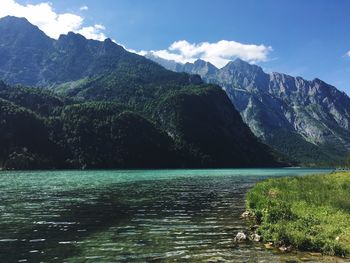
[150, 56, 350, 165]
[0, 16, 281, 169]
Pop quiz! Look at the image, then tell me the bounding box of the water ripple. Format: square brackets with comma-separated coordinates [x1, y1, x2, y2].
[0, 168, 339, 262]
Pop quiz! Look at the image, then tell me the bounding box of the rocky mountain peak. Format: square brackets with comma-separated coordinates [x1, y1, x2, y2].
[147, 53, 350, 165]
[180, 59, 218, 77]
[0, 15, 32, 28]
[0, 16, 51, 43]
[223, 58, 264, 74]
[59, 31, 85, 40]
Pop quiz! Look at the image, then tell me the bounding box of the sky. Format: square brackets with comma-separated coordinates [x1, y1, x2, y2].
[1, 0, 350, 95]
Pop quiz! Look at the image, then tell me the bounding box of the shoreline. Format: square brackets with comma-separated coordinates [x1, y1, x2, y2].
[243, 171, 350, 258]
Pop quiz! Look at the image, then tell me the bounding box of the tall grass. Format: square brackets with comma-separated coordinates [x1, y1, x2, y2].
[246, 172, 350, 256]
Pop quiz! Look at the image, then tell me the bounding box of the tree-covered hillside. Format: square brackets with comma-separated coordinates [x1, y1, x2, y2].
[0, 81, 282, 169]
[0, 16, 284, 169]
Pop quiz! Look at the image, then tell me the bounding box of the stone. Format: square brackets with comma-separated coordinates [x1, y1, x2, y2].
[240, 211, 253, 219]
[233, 232, 247, 243]
[251, 233, 262, 242]
[279, 245, 292, 252]
[264, 242, 274, 249]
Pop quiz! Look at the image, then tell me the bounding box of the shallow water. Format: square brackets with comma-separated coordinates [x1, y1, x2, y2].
[0, 168, 346, 262]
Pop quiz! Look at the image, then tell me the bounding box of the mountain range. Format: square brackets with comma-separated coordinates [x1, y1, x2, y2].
[146, 54, 350, 165]
[0, 16, 281, 169]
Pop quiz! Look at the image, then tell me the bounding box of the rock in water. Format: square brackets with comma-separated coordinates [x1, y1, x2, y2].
[251, 233, 262, 242]
[233, 232, 247, 243]
[279, 245, 292, 252]
[240, 210, 254, 219]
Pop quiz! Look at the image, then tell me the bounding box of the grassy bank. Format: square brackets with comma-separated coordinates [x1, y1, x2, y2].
[246, 171, 350, 256]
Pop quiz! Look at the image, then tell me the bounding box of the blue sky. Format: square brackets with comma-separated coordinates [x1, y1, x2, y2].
[7, 0, 350, 94]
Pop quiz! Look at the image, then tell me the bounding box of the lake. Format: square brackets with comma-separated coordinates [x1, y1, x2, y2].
[0, 168, 343, 262]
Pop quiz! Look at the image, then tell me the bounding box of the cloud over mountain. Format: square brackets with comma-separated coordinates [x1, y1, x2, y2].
[0, 0, 106, 40]
[141, 40, 272, 68]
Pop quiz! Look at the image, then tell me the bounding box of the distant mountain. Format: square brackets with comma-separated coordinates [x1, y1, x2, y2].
[0, 16, 281, 169]
[149, 56, 350, 165]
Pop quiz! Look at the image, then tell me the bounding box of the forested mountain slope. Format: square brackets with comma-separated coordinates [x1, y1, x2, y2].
[0, 16, 282, 169]
[149, 55, 350, 166]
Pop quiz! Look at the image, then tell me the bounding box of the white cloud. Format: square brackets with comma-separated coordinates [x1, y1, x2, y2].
[77, 24, 106, 41]
[142, 40, 272, 68]
[346, 51, 350, 57]
[0, 0, 106, 40]
[80, 5, 89, 11]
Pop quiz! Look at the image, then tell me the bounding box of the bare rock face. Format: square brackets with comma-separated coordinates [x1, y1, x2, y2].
[151, 56, 350, 165]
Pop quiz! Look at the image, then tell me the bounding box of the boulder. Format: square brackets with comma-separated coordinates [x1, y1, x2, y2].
[264, 242, 274, 249]
[233, 232, 247, 243]
[251, 233, 262, 242]
[279, 245, 292, 252]
[240, 211, 254, 219]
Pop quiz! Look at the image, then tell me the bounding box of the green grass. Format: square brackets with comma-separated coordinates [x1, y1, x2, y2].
[246, 172, 350, 256]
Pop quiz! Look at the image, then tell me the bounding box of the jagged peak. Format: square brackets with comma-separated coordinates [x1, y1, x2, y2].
[232, 57, 248, 64]
[312, 78, 325, 84]
[223, 58, 264, 74]
[193, 59, 218, 69]
[57, 33, 123, 50]
[0, 15, 31, 24]
[194, 58, 207, 65]
[58, 31, 86, 40]
[104, 38, 114, 43]
[0, 15, 53, 43]
[271, 72, 329, 87]
[270, 71, 295, 79]
[227, 58, 250, 66]
[0, 15, 44, 34]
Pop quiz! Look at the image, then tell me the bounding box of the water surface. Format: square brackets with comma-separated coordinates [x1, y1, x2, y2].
[0, 168, 344, 262]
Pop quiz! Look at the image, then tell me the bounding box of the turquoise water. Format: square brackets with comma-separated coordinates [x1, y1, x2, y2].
[0, 168, 342, 262]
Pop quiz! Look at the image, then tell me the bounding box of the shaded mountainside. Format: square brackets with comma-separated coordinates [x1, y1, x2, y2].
[0, 16, 282, 169]
[0, 16, 192, 88]
[154, 86, 280, 167]
[149, 56, 350, 166]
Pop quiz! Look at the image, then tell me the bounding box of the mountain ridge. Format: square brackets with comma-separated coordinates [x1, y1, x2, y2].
[148, 55, 350, 165]
[0, 16, 282, 169]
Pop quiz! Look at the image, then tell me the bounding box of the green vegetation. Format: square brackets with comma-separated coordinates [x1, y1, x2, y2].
[246, 172, 350, 256]
[0, 17, 282, 169]
[58, 102, 177, 169]
[0, 98, 62, 169]
[0, 80, 280, 169]
[265, 129, 347, 167]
